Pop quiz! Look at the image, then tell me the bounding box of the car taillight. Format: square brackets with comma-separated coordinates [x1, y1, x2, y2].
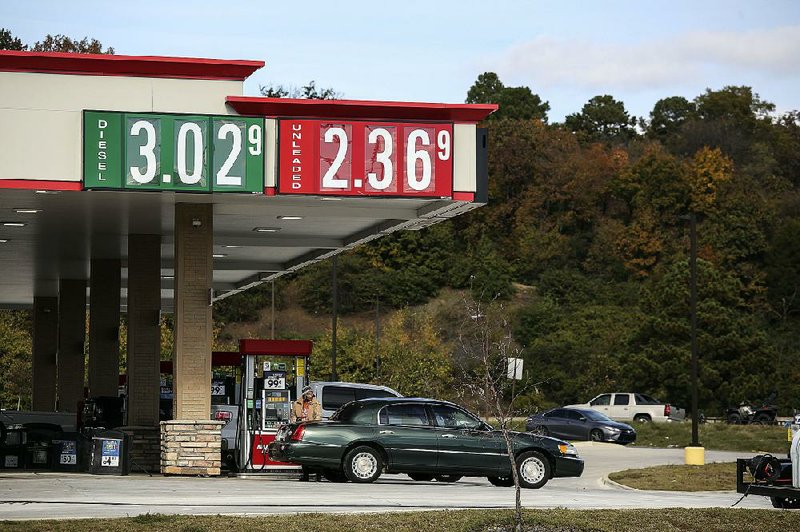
[664, 404, 671, 417]
[290, 425, 305, 441]
[213, 411, 232, 422]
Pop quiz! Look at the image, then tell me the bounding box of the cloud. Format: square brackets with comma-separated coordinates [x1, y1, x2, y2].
[494, 26, 800, 90]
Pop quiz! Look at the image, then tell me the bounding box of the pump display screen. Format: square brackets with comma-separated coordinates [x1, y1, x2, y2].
[261, 389, 291, 429]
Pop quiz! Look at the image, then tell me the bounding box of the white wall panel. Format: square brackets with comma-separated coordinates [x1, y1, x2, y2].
[0, 71, 243, 183]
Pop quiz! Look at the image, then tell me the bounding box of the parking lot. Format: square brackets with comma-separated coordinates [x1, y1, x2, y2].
[0, 443, 771, 520]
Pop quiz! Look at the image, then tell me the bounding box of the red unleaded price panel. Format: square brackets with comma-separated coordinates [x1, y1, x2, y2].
[278, 119, 453, 197]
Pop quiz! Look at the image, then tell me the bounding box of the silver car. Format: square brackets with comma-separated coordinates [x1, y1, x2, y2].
[526, 407, 637, 444]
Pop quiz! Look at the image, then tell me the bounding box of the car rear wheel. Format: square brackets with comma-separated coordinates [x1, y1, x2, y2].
[633, 414, 651, 423]
[589, 429, 604, 442]
[529, 425, 549, 437]
[516, 451, 550, 489]
[434, 474, 462, 483]
[487, 476, 514, 487]
[343, 446, 382, 483]
[726, 413, 742, 425]
[408, 473, 434, 481]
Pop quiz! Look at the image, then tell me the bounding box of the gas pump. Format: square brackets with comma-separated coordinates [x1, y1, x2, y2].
[236, 339, 313, 473]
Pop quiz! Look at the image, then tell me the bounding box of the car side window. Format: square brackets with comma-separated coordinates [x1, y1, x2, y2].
[431, 405, 482, 429]
[544, 409, 566, 418]
[565, 410, 584, 421]
[591, 394, 611, 406]
[613, 394, 630, 406]
[321, 386, 357, 411]
[382, 404, 430, 426]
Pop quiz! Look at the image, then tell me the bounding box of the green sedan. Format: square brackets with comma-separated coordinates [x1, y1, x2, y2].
[268, 397, 584, 488]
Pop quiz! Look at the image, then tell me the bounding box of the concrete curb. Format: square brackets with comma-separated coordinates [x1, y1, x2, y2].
[601, 475, 638, 490]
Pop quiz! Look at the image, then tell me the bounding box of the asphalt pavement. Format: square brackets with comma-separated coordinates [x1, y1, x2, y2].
[0, 443, 773, 520]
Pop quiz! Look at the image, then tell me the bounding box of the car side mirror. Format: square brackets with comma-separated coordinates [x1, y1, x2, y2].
[579, 416, 587, 422]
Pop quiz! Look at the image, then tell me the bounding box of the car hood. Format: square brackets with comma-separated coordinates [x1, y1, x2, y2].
[600, 419, 634, 431]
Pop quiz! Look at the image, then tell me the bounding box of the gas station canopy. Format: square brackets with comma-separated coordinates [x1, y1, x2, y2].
[0, 50, 496, 310]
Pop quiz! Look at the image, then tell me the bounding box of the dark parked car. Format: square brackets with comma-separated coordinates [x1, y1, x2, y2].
[268, 397, 584, 489]
[526, 407, 636, 444]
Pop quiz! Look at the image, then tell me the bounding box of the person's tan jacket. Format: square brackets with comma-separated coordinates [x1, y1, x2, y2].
[291, 397, 322, 422]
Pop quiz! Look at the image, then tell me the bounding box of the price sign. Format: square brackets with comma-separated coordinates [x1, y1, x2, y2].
[211, 382, 226, 396]
[60, 453, 77, 465]
[263, 371, 286, 390]
[278, 119, 453, 197]
[83, 111, 265, 193]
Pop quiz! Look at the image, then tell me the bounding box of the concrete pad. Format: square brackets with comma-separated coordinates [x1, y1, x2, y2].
[0, 444, 771, 520]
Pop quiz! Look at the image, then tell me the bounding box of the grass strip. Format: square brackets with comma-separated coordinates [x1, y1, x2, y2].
[1, 508, 796, 532]
[608, 462, 737, 491]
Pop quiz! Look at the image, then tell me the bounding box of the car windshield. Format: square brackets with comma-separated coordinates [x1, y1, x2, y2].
[582, 410, 613, 422]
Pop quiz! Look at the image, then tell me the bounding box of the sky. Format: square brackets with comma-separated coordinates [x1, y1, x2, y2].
[2, 1, 799, 122]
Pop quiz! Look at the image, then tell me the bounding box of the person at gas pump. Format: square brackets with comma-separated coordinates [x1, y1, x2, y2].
[292, 386, 322, 481]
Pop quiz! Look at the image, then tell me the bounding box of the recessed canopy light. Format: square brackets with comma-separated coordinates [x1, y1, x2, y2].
[14, 209, 42, 214]
[161, 275, 174, 279]
[253, 227, 281, 233]
[320, 197, 342, 201]
[213, 253, 227, 258]
[222, 245, 241, 249]
[0, 239, 8, 243]
[277, 215, 303, 220]
[2, 222, 26, 227]
[34, 190, 60, 195]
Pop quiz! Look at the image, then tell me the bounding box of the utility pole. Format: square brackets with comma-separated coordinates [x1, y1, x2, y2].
[689, 212, 699, 448]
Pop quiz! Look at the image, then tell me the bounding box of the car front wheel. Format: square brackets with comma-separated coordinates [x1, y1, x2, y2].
[343, 446, 382, 483]
[590, 429, 604, 442]
[516, 451, 551, 489]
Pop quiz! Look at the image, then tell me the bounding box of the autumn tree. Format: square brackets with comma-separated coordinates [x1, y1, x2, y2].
[32, 34, 114, 54]
[0, 28, 26, 50]
[466, 72, 550, 122]
[564, 95, 637, 144]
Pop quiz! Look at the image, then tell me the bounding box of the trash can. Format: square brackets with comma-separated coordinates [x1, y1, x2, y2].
[22, 423, 63, 470]
[51, 432, 85, 472]
[88, 429, 130, 476]
[0, 426, 25, 469]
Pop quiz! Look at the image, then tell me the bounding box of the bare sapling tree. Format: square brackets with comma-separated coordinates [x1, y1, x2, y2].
[456, 294, 541, 532]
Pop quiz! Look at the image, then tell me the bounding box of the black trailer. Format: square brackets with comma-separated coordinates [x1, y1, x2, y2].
[736, 457, 800, 509]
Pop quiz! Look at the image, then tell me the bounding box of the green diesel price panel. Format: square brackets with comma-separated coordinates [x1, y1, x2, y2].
[83, 111, 264, 193]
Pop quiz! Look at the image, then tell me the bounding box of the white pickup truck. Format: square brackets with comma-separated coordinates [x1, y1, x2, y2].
[566, 392, 686, 423]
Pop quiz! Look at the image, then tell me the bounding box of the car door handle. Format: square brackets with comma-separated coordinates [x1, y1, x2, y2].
[441, 434, 456, 439]
[379, 430, 394, 435]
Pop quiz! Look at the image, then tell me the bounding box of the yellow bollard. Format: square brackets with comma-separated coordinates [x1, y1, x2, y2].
[685, 446, 705, 465]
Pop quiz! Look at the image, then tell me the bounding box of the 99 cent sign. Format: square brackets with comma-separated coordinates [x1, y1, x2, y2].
[83, 111, 264, 193]
[278, 119, 453, 197]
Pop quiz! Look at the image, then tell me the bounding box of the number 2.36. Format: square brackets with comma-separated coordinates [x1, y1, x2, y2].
[321, 125, 451, 192]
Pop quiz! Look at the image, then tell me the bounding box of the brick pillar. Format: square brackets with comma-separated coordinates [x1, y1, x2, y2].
[163, 203, 218, 476]
[126, 234, 161, 427]
[56, 279, 86, 413]
[88, 258, 121, 397]
[173, 203, 213, 421]
[32, 296, 58, 411]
